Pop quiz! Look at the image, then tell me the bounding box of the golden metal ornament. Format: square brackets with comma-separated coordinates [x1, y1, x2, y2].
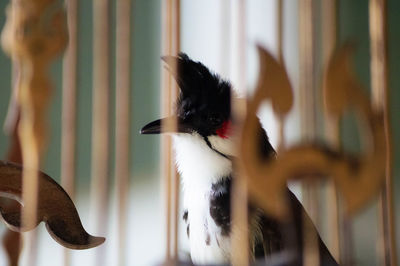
[0, 161, 105, 249]
[2, 65, 23, 266]
[1, 0, 69, 230]
[0, 0, 104, 250]
[1, 0, 68, 158]
[240, 45, 386, 220]
[251, 45, 293, 117]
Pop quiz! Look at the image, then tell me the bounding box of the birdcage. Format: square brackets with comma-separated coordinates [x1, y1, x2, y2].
[0, 0, 397, 266]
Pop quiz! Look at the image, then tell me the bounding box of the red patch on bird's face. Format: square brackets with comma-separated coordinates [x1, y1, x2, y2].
[216, 121, 231, 139]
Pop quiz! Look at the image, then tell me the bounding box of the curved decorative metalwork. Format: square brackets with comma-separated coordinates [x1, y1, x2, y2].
[240, 45, 386, 220]
[0, 161, 105, 249]
[0, 0, 105, 251]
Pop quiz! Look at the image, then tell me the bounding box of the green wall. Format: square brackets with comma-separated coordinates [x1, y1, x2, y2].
[0, 2, 12, 156]
[338, 0, 400, 265]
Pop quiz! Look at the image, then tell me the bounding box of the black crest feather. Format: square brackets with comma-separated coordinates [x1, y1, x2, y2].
[162, 53, 231, 136]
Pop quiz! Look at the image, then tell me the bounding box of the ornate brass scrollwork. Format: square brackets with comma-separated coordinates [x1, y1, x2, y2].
[0, 0, 105, 250]
[0, 161, 105, 249]
[240, 45, 386, 220]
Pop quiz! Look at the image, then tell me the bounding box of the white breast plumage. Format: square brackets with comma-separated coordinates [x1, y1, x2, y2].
[173, 133, 233, 264]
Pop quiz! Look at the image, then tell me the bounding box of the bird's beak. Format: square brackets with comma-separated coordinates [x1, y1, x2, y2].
[140, 116, 193, 135]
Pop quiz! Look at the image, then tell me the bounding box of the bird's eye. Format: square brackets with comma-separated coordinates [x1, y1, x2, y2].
[181, 108, 194, 119]
[208, 115, 222, 126]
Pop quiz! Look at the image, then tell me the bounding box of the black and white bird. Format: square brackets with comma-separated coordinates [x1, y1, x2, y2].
[141, 53, 338, 266]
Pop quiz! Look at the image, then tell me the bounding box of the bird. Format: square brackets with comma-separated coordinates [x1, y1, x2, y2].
[141, 53, 338, 266]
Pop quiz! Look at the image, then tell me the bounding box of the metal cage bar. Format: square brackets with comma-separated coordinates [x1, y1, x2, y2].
[231, 1, 249, 265]
[61, 0, 78, 264]
[91, 0, 111, 265]
[298, 1, 320, 265]
[321, 0, 340, 261]
[161, 0, 180, 261]
[369, 0, 398, 265]
[115, 0, 132, 265]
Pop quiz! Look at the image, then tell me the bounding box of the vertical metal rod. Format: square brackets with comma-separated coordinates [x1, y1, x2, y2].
[231, 0, 249, 265]
[298, 0, 316, 147]
[91, 0, 110, 265]
[61, 0, 78, 265]
[299, 0, 318, 227]
[299, 0, 316, 141]
[3, 62, 23, 266]
[323, 123, 340, 263]
[61, 0, 78, 201]
[161, 1, 172, 258]
[276, 0, 285, 150]
[321, 0, 340, 261]
[115, 0, 132, 265]
[298, 1, 319, 265]
[369, 1, 398, 265]
[161, 0, 180, 261]
[277, 0, 284, 64]
[299, 0, 317, 218]
[172, 0, 181, 259]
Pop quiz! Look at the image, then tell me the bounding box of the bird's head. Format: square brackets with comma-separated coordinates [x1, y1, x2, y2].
[140, 53, 232, 139]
